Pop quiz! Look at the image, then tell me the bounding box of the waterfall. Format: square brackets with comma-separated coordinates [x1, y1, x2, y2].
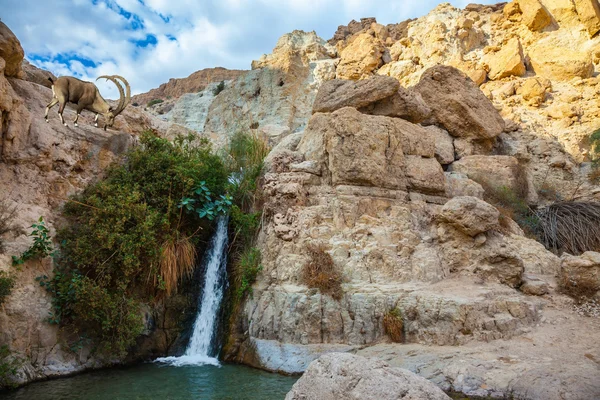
[156, 216, 229, 367]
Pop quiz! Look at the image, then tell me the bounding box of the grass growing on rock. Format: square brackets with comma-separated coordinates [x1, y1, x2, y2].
[40, 131, 229, 357]
[302, 243, 343, 300]
[0, 271, 15, 306]
[383, 308, 404, 343]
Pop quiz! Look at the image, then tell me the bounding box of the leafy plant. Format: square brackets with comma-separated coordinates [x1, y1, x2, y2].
[12, 217, 54, 266]
[234, 247, 263, 299]
[43, 131, 229, 356]
[212, 80, 225, 96]
[179, 181, 232, 220]
[0, 271, 15, 306]
[146, 99, 163, 107]
[0, 345, 21, 389]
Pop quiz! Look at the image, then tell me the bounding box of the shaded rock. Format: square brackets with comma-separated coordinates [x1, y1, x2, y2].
[413, 66, 505, 140]
[559, 252, 600, 298]
[336, 33, 385, 80]
[405, 156, 447, 195]
[573, 0, 600, 37]
[312, 76, 400, 113]
[285, 353, 451, 400]
[441, 196, 500, 236]
[520, 277, 550, 295]
[484, 38, 526, 80]
[529, 45, 594, 81]
[0, 22, 24, 78]
[20, 60, 56, 88]
[445, 172, 485, 199]
[517, 0, 553, 31]
[360, 86, 432, 123]
[425, 126, 454, 165]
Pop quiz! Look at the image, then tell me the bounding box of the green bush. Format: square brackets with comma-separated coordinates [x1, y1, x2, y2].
[0, 271, 15, 306]
[589, 129, 600, 184]
[12, 217, 53, 266]
[234, 247, 263, 299]
[41, 131, 229, 356]
[0, 345, 21, 389]
[212, 81, 225, 96]
[146, 99, 163, 107]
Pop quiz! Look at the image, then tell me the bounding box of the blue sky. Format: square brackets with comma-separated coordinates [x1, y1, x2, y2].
[2, 0, 496, 98]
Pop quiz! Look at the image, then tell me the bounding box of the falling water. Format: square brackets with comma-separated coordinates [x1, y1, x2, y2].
[156, 216, 229, 367]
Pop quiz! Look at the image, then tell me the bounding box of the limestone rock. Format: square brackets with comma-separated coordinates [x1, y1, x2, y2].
[312, 76, 400, 113]
[440, 196, 500, 236]
[425, 126, 454, 165]
[520, 277, 550, 295]
[445, 172, 485, 198]
[516, 77, 551, 106]
[517, 0, 553, 31]
[285, 353, 451, 400]
[413, 66, 505, 140]
[484, 38, 526, 80]
[405, 156, 447, 195]
[336, 33, 385, 80]
[21, 60, 56, 88]
[360, 86, 432, 123]
[559, 251, 600, 297]
[529, 45, 594, 81]
[573, 0, 600, 37]
[0, 22, 24, 78]
[504, 1, 523, 21]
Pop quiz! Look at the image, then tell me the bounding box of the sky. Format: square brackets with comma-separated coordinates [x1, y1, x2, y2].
[2, 0, 496, 98]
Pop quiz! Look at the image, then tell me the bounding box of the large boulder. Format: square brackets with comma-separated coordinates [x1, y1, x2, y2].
[440, 196, 500, 236]
[359, 86, 432, 123]
[0, 22, 24, 78]
[425, 125, 455, 165]
[312, 76, 400, 113]
[413, 66, 505, 140]
[573, 0, 600, 37]
[529, 45, 594, 80]
[559, 252, 600, 298]
[285, 353, 451, 400]
[516, 0, 553, 31]
[336, 33, 385, 80]
[484, 38, 526, 80]
[20, 60, 56, 88]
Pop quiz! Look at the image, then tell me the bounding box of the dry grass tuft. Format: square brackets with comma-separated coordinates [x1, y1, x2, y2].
[536, 201, 600, 255]
[588, 167, 600, 185]
[383, 309, 404, 343]
[301, 243, 343, 300]
[157, 236, 197, 296]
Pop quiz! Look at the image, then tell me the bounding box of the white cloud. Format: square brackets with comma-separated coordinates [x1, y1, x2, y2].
[2, 0, 498, 99]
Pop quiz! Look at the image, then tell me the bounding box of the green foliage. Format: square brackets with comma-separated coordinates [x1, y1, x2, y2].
[179, 181, 232, 220]
[235, 247, 263, 299]
[0, 345, 21, 389]
[146, 99, 163, 107]
[212, 80, 225, 96]
[12, 217, 54, 266]
[44, 131, 229, 357]
[589, 129, 600, 184]
[0, 271, 15, 306]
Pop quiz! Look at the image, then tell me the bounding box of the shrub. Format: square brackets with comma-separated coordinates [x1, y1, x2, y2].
[234, 247, 263, 299]
[42, 131, 229, 356]
[213, 81, 225, 96]
[536, 201, 600, 255]
[383, 308, 404, 343]
[0, 271, 15, 306]
[12, 217, 54, 266]
[0, 195, 18, 254]
[0, 345, 21, 389]
[146, 99, 163, 107]
[301, 243, 343, 300]
[589, 129, 600, 184]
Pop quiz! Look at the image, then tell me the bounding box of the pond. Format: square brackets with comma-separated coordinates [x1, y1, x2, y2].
[0, 362, 298, 400]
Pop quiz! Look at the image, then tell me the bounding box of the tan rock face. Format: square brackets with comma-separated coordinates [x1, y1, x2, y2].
[484, 38, 526, 80]
[516, 0, 553, 31]
[336, 33, 385, 80]
[573, 0, 600, 37]
[440, 196, 500, 237]
[559, 251, 600, 297]
[360, 86, 432, 123]
[312, 76, 400, 113]
[529, 45, 594, 80]
[414, 66, 505, 140]
[516, 77, 551, 106]
[0, 22, 24, 78]
[285, 353, 452, 400]
[449, 155, 523, 193]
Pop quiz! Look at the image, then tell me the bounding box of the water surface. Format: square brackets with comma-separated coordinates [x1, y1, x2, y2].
[0, 363, 297, 400]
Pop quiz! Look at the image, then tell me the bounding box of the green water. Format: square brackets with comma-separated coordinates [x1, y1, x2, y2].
[0, 363, 298, 400]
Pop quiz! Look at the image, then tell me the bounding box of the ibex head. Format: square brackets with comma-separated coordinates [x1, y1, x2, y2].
[97, 75, 131, 130]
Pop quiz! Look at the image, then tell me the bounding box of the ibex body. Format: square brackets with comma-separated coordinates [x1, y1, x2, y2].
[45, 75, 130, 130]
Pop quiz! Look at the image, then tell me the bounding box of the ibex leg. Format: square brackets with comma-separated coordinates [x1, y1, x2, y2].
[94, 113, 99, 127]
[74, 106, 84, 127]
[45, 98, 59, 122]
[58, 102, 66, 126]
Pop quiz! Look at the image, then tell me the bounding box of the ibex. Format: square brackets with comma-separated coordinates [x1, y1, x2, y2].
[45, 75, 130, 130]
